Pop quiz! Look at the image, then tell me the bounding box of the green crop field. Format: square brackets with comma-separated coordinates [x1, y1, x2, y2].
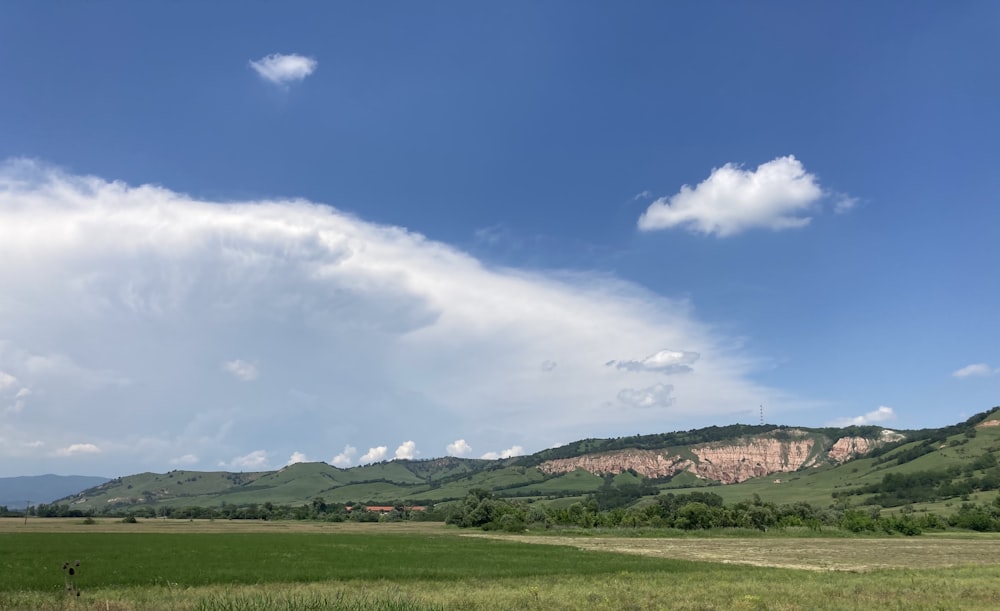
[1, 519, 999, 610]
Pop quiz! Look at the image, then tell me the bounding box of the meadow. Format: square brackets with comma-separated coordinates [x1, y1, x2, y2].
[1, 519, 999, 610]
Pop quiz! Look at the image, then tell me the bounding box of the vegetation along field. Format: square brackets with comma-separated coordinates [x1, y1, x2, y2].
[6, 410, 1000, 608]
[2, 520, 1000, 610]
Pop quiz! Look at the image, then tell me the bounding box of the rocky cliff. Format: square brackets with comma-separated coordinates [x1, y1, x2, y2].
[539, 430, 888, 484]
[690, 435, 817, 483]
[538, 449, 694, 480]
[827, 436, 873, 463]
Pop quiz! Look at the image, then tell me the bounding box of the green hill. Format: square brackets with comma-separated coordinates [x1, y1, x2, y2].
[53, 406, 1000, 516]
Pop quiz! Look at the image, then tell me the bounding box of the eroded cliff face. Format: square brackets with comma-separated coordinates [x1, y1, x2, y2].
[827, 437, 873, 463]
[538, 450, 694, 479]
[691, 437, 817, 483]
[539, 430, 888, 484]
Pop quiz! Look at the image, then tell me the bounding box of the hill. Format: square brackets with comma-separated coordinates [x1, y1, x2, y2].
[52, 407, 1000, 515]
[0, 474, 110, 508]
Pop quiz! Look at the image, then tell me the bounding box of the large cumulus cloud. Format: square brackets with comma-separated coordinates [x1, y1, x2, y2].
[0, 159, 799, 476]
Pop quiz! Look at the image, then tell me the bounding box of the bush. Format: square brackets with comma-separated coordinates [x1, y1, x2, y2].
[948, 503, 1000, 532]
[497, 513, 526, 533]
[840, 509, 877, 533]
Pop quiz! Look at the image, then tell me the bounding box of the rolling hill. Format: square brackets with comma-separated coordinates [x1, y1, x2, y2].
[52, 407, 1000, 515]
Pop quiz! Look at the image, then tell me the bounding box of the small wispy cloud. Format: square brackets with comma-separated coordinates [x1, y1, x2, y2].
[331, 445, 357, 468]
[222, 359, 259, 382]
[473, 223, 509, 246]
[617, 383, 674, 409]
[446, 439, 471, 456]
[833, 194, 858, 214]
[828, 405, 896, 427]
[952, 363, 996, 378]
[2, 371, 31, 413]
[0, 370, 16, 389]
[249, 53, 317, 87]
[221, 449, 269, 470]
[608, 349, 699, 374]
[54, 443, 101, 457]
[169, 453, 198, 466]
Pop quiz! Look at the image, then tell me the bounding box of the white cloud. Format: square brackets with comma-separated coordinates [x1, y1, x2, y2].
[360, 446, 388, 464]
[54, 443, 101, 457]
[609, 349, 699, 374]
[169, 453, 198, 466]
[250, 53, 317, 86]
[953, 363, 995, 378]
[828, 406, 897, 427]
[331, 445, 357, 468]
[394, 441, 417, 460]
[24, 352, 127, 389]
[480, 445, 525, 460]
[446, 439, 471, 456]
[638, 155, 827, 237]
[1, 371, 30, 414]
[223, 359, 259, 381]
[222, 449, 270, 470]
[833, 194, 858, 214]
[0, 370, 17, 389]
[473, 224, 508, 246]
[617, 383, 674, 409]
[287, 451, 309, 465]
[0, 159, 806, 476]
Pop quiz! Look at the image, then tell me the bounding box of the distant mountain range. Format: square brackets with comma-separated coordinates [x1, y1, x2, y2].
[20, 406, 1000, 516]
[0, 475, 110, 508]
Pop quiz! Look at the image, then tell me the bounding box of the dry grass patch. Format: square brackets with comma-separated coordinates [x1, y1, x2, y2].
[477, 533, 1000, 571]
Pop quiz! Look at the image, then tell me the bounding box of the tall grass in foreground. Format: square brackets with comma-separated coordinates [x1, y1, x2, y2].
[2, 565, 1000, 610]
[195, 589, 436, 611]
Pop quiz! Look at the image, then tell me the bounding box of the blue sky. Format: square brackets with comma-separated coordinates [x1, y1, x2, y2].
[0, 2, 997, 476]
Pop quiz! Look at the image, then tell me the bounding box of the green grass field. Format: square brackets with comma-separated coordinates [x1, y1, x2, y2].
[2, 519, 1000, 610]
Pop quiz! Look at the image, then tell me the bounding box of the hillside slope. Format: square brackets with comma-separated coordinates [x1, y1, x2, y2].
[53, 407, 1000, 514]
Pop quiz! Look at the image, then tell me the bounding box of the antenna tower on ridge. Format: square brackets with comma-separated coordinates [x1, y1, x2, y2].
[759, 404, 764, 426]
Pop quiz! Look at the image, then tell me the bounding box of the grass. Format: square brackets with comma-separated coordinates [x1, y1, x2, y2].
[0, 531, 703, 591]
[2, 520, 1000, 609]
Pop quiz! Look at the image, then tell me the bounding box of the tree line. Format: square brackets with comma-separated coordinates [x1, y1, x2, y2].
[444, 488, 1000, 535]
[16, 498, 447, 522]
[15, 492, 1000, 535]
